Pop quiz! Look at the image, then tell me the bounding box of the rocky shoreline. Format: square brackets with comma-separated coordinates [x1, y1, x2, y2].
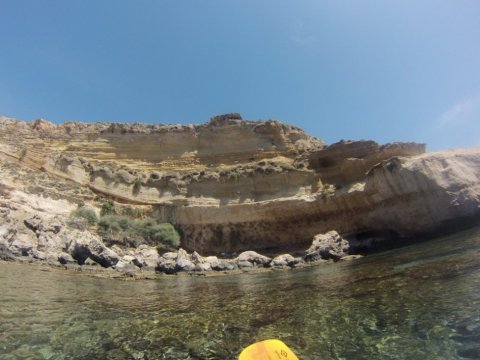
[0, 252, 364, 281]
[0, 208, 362, 278]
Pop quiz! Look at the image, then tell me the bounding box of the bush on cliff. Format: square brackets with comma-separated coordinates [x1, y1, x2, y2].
[97, 215, 180, 250]
[70, 206, 98, 225]
[100, 201, 116, 216]
[133, 178, 142, 195]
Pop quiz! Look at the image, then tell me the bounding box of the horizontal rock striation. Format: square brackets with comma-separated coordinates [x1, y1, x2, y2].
[0, 114, 323, 170]
[176, 148, 480, 253]
[1, 113, 479, 270]
[308, 140, 426, 185]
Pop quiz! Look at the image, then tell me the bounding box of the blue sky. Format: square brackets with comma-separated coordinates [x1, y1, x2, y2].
[0, 1, 479, 150]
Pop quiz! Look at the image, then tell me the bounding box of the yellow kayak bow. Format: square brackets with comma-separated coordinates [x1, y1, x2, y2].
[239, 339, 299, 360]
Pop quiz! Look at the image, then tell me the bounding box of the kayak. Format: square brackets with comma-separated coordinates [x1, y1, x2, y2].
[239, 339, 299, 360]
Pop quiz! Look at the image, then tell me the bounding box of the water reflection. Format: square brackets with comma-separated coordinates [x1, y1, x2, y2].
[1, 227, 480, 359]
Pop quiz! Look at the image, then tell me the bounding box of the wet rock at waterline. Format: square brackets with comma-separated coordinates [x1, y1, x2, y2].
[0, 214, 366, 275]
[235, 251, 272, 266]
[304, 230, 350, 261]
[271, 254, 302, 267]
[175, 248, 195, 272]
[68, 234, 120, 268]
[0, 243, 16, 261]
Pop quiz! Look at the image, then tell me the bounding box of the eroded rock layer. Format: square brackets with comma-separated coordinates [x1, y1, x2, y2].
[1, 113, 478, 260]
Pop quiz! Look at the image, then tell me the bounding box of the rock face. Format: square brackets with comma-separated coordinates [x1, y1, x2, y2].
[1, 113, 479, 270]
[308, 140, 426, 185]
[178, 148, 480, 253]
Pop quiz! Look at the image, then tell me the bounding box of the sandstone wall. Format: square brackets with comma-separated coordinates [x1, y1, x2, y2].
[308, 140, 426, 185]
[2, 115, 477, 257]
[166, 148, 480, 254]
[0, 114, 323, 170]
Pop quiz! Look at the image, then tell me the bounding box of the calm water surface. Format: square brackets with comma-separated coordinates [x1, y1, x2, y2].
[1, 227, 480, 359]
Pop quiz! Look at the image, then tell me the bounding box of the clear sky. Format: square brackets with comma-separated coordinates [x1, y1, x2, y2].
[1, 1, 479, 151]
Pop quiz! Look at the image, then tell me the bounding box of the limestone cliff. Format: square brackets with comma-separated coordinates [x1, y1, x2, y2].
[1, 113, 478, 261]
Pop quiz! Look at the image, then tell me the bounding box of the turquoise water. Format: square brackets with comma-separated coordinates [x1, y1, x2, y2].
[1, 227, 480, 359]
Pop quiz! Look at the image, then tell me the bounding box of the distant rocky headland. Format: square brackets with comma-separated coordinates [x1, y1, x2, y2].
[0, 113, 479, 277]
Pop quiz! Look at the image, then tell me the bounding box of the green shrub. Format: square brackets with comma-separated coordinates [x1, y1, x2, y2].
[133, 178, 142, 194]
[123, 206, 141, 218]
[97, 214, 180, 251]
[221, 169, 239, 182]
[100, 201, 116, 216]
[70, 206, 98, 225]
[148, 223, 180, 248]
[98, 215, 123, 233]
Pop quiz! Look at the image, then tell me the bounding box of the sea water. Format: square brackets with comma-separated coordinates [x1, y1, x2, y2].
[1, 226, 480, 359]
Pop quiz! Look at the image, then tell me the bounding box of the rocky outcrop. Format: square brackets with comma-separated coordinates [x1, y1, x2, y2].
[271, 254, 301, 267]
[176, 148, 480, 254]
[0, 114, 323, 171]
[304, 231, 349, 261]
[1, 114, 479, 274]
[0, 207, 119, 268]
[307, 140, 426, 185]
[68, 234, 119, 267]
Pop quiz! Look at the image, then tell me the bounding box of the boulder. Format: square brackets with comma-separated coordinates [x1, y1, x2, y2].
[210, 258, 236, 271]
[122, 255, 136, 263]
[133, 246, 159, 269]
[304, 230, 349, 261]
[9, 232, 36, 257]
[24, 214, 62, 234]
[190, 251, 213, 271]
[0, 243, 16, 261]
[68, 232, 119, 267]
[271, 254, 302, 267]
[204, 256, 222, 270]
[156, 251, 179, 274]
[84, 258, 98, 266]
[162, 252, 178, 260]
[115, 256, 137, 274]
[175, 248, 195, 272]
[31, 249, 47, 260]
[191, 251, 204, 263]
[156, 257, 176, 274]
[236, 251, 271, 267]
[111, 245, 126, 257]
[237, 260, 254, 269]
[194, 262, 212, 272]
[58, 252, 76, 265]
